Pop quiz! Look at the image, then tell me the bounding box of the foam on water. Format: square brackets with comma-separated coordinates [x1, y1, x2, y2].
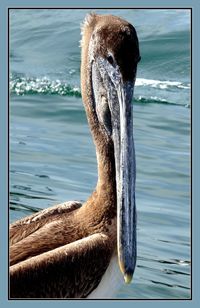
[136, 78, 190, 90]
[9, 74, 190, 108]
[10, 75, 81, 97]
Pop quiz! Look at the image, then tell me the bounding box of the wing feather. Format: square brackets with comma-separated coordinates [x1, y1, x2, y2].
[10, 201, 82, 245]
[10, 233, 112, 298]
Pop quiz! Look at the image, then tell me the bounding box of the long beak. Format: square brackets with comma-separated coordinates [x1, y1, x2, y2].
[96, 56, 137, 283]
[112, 81, 137, 284]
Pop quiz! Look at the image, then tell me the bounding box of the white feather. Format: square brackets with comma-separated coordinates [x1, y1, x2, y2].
[87, 254, 123, 299]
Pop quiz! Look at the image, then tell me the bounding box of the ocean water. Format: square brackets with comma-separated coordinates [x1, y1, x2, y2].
[9, 9, 191, 299]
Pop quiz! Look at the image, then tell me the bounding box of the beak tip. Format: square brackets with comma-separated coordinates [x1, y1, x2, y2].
[119, 259, 134, 284]
[124, 272, 133, 284]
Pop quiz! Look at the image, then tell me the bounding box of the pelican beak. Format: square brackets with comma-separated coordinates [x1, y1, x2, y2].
[114, 80, 137, 284]
[108, 78, 136, 284]
[95, 56, 137, 283]
[107, 66, 136, 283]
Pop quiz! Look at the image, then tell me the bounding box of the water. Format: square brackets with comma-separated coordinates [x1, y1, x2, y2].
[9, 9, 191, 299]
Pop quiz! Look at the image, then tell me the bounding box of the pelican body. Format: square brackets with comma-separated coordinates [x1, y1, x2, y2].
[9, 13, 140, 298]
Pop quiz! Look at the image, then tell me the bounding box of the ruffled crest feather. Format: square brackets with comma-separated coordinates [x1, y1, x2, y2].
[80, 13, 97, 47]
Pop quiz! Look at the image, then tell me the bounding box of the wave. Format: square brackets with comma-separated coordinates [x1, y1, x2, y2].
[10, 75, 190, 107]
[135, 78, 190, 90]
[10, 75, 81, 97]
[135, 96, 177, 106]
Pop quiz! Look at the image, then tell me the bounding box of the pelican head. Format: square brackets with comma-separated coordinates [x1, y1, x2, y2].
[81, 14, 140, 283]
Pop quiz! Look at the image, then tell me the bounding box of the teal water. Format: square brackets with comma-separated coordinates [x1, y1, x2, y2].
[9, 9, 191, 299]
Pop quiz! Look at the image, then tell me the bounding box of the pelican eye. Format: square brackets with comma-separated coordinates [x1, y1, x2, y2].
[107, 54, 114, 65]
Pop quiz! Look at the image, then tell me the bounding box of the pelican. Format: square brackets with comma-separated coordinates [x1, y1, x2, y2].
[9, 13, 140, 298]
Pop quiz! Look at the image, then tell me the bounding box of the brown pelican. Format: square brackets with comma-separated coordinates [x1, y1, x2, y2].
[9, 13, 140, 298]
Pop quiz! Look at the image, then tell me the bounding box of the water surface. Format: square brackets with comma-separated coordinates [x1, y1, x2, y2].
[10, 9, 191, 299]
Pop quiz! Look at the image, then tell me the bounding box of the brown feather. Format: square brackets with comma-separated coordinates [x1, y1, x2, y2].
[10, 234, 113, 298]
[9, 13, 139, 298]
